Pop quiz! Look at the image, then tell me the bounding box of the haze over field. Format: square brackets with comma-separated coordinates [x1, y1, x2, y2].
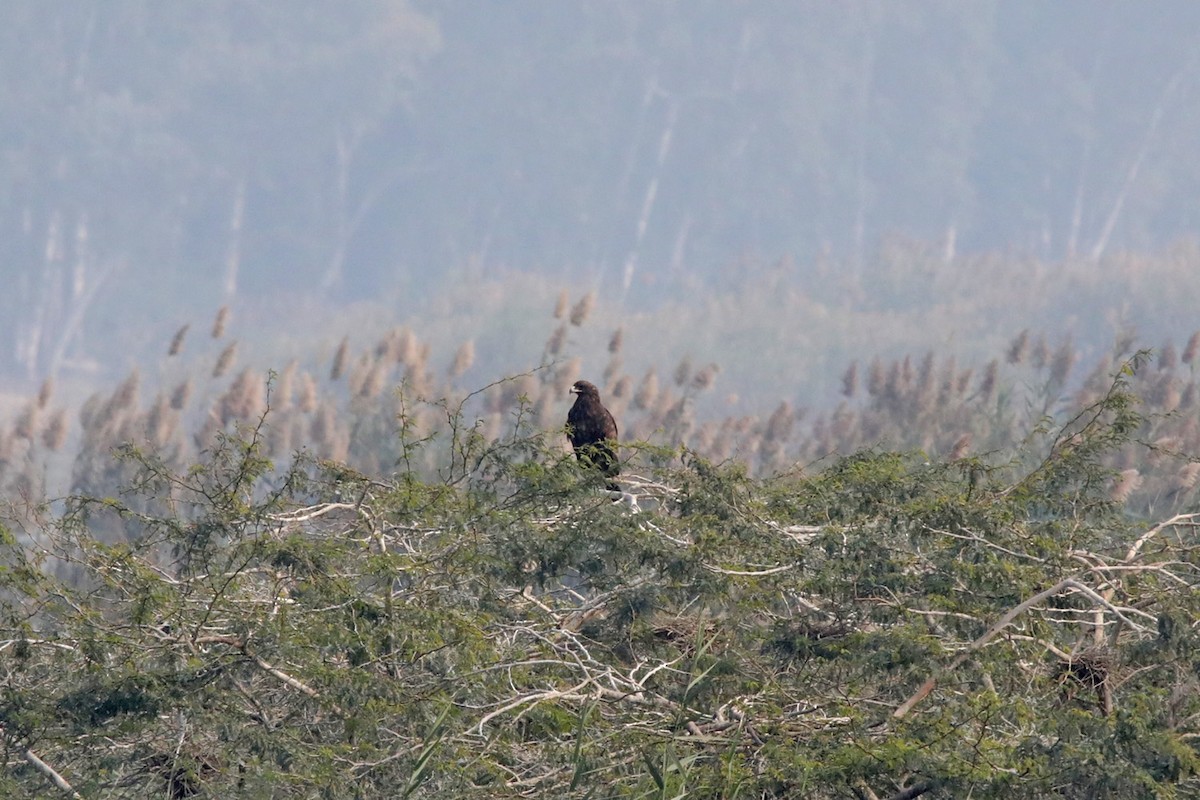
[4, 1, 1200, 412]
[11, 8, 1200, 797]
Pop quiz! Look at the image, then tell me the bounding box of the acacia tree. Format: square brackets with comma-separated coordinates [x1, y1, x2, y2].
[2, 360, 1200, 798]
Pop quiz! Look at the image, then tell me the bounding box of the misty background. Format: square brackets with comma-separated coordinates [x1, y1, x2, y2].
[5, 1, 1200, 416]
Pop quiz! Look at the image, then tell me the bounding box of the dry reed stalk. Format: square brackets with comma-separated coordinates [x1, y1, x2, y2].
[36, 378, 54, 410]
[569, 291, 594, 326]
[42, 409, 68, 451]
[146, 394, 175, 448]
[948, 433, 972, 461]
[330, 337, 349, 381]
[396, 328, 419, 365]
[673, 357, 693, 388]
[376, 328, 401, 360]
[222, 369, 263, 422]
[884, 362, 903, 405]
[360, 358, 387, 400]
[633, 369, 659, 410]
[114, 368, 140, 408]
[170, 379, 192, 411]
[1181, 382, 1198, 410]
[652, 386, 676, 421]
[276, 360, 297, 412]
[78, 392, 102, 433]
[663, 398, 693, 441]
[692, 363, 719, 392]
[348, 354, 371, 397]
[917, 352, 936, 399]
[1049, 340, 1075, 386]
[1183, 332, 1200, 367]
[167, 324, 190, 357]
[211, 306, 230, 338]
[534, 391, 556, 428]
[979, 359, 999, 401]
[901, 356, 914, 392]
[328, 428, 350, 463]
[1175, 462, 1200, 491]
[297, 373, 318, 413]
[553, 358, 582, 396]
[450, 340, 475, 379]
[266, 418, 293, 458]
[841, 361, 859, 398]
[554, 289, 569, 319]
[1007, 329, 1030, 365]
[1110, 468, 1141, 504]
[14, 404, 38, 441]
[867, 357, 885, 397]
[403, 364, 432, 399]
[546, 324, 567, 357]
[1112, 328, 1136, 357]
[1161, 378, 1183, 413]
[1031, 336, 1050, 370]
[1159, 343, 1179, 370]
[830, 403, 857, 443]
[955, 369, 973, 397]
[96, 369, 141, 432]
[310, 401, 336, 445]
[213, 342, 238, 378]
[608, 327, 624, 354]
[194, 407, 222, 450]
[603, 355, 622, 386]
[481, 412, 503, 444]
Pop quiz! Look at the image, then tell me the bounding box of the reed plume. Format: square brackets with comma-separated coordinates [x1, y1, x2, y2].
[276, 360, 297, 412]
[167, 324, 189, 357]
[1159, 343, 1178, 370]
[211, 306, 230, 338]
[170, 379, 192, 411]
[841, 361, 859, 398]
[330, 337, 349, 381]
[36, 378, 54, 410]
[450, 340, 475, 379]
[1110, 468, 1141, 504]
[569, 291, 594, 326]
[633, 369, 659, 410]
[608, 327, 624, 354]
[42, 408, 68, 451]
[692, 363, 719, 392]
[297, 372, 318, 413]
[948, 433, 972, 461]
[546, 324, 567, 357]
[1183, 331, 1200, 367]
[1007, 329, 1029, 365]
[673, 357, 693, 388]
[213, 341, 238, 378]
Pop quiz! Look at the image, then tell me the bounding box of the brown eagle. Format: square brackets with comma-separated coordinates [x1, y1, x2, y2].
[567, 380, 620, 490]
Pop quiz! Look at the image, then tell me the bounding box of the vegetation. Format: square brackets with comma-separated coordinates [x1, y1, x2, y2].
[3, 313, 1200, 796]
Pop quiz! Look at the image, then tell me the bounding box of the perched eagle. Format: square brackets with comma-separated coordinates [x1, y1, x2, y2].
[567, 380, 620, 490]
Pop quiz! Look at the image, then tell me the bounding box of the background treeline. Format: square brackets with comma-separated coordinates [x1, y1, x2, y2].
[7, 1, 1200, 381]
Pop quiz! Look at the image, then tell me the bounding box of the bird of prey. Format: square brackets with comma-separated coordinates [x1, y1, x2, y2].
[567, 380, 620, 491]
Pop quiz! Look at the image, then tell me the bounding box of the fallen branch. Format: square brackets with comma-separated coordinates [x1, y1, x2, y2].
[893, 578, 1074, 720]
[23, 746, 84, 800]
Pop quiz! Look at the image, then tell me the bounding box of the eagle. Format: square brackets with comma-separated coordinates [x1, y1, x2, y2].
[567, 380, 620, 491]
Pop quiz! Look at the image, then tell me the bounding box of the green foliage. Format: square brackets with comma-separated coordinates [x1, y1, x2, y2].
[2, 362, 1200, 798]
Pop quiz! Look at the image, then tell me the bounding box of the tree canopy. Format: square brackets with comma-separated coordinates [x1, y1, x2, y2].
[3, 356, 1200, 798]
